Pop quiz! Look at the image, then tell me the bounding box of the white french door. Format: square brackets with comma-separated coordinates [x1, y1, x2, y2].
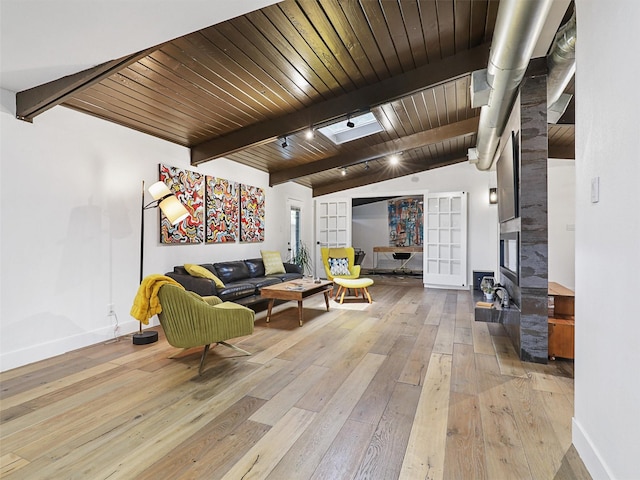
[423, 191, 468, 287]
[314, 198, 351, 278]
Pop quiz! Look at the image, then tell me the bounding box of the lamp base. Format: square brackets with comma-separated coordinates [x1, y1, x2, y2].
[132, 330, 158, 345]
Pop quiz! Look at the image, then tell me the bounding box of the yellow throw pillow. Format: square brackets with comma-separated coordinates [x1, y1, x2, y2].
[184, 264, 225, 288]
[261, 250, 286, 275]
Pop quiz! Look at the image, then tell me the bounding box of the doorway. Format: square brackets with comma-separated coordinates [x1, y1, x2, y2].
[289, 203, 301, 259]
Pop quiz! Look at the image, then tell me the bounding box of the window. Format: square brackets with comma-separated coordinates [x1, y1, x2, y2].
[290, 206, 301, 257]
[316, 112, 384, 145]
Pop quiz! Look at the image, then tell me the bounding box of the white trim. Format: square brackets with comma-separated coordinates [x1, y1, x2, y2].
[0, 319, 146, 372]
[572, 418, 614, 480]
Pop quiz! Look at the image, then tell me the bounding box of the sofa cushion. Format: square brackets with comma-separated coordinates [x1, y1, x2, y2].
[243, 277, 282, 289]
[273, 272, 303, 282]
[184, 264, 225, 288]
[244, 258, 266, 278]
[173, 265, 188, 275]
[213, 261, 250, 284]
[166, 272, 218, 297]
[216, 283, 257, 302]
[261, 250, 286, 275]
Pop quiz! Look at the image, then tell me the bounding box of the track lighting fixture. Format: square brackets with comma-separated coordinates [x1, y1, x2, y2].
[346, 116, 355, 128]
[364, 161, 370, 170]
[341, 167, 347, 176]
[281, 137, 288, 148]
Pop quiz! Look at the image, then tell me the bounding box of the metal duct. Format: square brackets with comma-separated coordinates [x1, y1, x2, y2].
[547, 9, 576, 123]
[472, 0, 554, 171]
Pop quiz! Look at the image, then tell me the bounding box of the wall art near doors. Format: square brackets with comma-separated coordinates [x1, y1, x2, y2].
[159, 164, 204, 243]
[240, 184, 265, 243]
[205, 176, 239, 243]
[388, 196, 423, 247]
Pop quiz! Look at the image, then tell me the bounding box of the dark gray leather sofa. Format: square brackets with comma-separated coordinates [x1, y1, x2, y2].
[166, 258, 303, 307]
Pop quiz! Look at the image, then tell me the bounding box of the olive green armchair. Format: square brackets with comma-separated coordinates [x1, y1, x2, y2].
[157, 284, 255, 374]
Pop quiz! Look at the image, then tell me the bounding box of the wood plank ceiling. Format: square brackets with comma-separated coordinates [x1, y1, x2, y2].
[18, 0, 574, 196]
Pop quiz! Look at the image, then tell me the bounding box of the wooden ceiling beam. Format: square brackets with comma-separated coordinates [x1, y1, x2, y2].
[270, 116, 479, 185]
[548, 142, 575, 159]
[190, 43, 490, 165]
[312, 153, 467, 197]
[16, 46, 162, 122]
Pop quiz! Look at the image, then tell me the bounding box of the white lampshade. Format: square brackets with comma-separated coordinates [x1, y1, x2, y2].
[158, 195, 189, 225]
[148, 180, 172, 200]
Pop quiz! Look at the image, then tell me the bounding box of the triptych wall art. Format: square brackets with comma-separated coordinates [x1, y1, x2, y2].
[158, 164, 265, 244]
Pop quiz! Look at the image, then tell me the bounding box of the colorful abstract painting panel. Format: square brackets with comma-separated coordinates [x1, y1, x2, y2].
[388, 196, 423, 247]
[205, 176, 238, 243]
[240, 184, 265, 243]
[159, 164, 204, 244]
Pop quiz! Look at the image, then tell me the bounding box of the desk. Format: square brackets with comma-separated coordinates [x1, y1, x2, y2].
[373, 246, 423, 271]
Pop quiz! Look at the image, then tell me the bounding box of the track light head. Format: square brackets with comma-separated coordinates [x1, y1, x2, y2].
[346, 119, 355, 128]
[281, 137, 288, 148]
[341, 167, 347, 176]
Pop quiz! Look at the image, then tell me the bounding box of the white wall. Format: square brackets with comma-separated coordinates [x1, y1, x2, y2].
[548, 159, 576, 290]
[318, 163, 499, 288]
[574, 2, 640, 479]
[0, 92, 312, 371]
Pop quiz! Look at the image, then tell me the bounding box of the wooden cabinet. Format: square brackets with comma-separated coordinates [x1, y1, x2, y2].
[548, 282, 575, 360]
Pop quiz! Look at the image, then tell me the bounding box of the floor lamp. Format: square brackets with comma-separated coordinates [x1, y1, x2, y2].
[133, 180, 189, 345]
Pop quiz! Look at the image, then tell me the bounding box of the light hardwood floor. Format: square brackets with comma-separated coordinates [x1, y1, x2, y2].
[0, 283, 591, 479]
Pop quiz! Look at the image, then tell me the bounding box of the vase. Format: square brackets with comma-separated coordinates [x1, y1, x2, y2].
[485, 292, 494, 301]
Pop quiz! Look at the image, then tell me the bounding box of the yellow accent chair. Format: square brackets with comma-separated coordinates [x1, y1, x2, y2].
[321, 247, 361, 296]
[157, 284, 255, 375]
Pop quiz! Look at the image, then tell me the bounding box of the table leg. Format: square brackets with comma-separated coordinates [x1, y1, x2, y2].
[297, 300, 304, 326]
[266, 299, 275, 323]
[324, 290, 330, 311]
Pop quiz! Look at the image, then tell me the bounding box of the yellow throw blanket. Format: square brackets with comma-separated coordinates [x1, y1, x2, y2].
[130, 274, 184, 324]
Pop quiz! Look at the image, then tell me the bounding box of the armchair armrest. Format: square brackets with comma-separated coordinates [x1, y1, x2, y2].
[284, 262, 303, 274]
[203, 295, 223, 306]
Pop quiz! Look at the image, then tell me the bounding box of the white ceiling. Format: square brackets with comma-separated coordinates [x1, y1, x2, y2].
[0, 0, 279, 92]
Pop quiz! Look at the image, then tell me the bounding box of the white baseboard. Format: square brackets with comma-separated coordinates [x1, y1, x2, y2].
[572, 417, 613, 480]
[0, 318, 157, 372]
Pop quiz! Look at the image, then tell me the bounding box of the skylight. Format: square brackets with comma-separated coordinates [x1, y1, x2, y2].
[317, 112, 384, 145]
